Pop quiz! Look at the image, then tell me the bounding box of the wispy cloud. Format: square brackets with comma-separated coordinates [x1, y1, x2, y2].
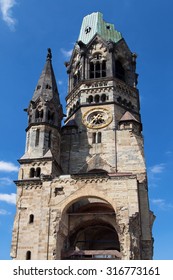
[149, 163, 165, 174]
[0, 0, 17, 30]
[0, 193, 16, 204]
[0, 177, 13, 186]
[148, 163, 165, 188]
[0, 161, 19, 172]
[0, 209, 10, 215]
[57, 80, 63, 85]
[60, 48, 73, 58]
[151, 198, 173, 210]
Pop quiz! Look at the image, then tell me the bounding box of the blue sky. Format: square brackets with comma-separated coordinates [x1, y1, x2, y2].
[0, 0, 173, 260]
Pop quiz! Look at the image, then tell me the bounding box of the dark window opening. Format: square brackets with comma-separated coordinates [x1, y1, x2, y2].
[35, 109, 43, 120]
[115, 60, 125, 82]
[88, 95, 93, 103]
[48, 111, 54, 122]
[94, 95, 100, 103]
[95, 61, 101, 78]
[73, 104, 76, 112]
[98, 132, 102, 143]
[30, 168, 35, 178]
[46, 84, 51, 89]
[26, 251, 31, 260]
[69, 108, 72, 116]
[90, 62, 94, 79]
[35, 167, 41, 178]
[92, 132, 102, 144]
[102, 60, 106, 77]
[48, 131, 51, 148]
[89, 58, 106, 79]
[35, 129, 40, 146]
[29, 214, 34, 224]
[92, 132, 96, 144]
[101, 94, 106, 102]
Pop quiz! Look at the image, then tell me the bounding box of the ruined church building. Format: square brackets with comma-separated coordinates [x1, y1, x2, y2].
[11, 12, 155, 260]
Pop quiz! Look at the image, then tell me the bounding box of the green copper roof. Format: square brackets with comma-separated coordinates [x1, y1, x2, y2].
[78, 12, 122, 45]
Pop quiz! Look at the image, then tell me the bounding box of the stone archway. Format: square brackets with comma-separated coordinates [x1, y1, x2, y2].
[56, 197, 122, 259]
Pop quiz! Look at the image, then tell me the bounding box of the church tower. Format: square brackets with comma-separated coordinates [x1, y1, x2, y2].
[11, 12, 154, 260]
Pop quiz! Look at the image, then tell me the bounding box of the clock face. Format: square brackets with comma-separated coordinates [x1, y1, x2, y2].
[82, 108, 112, 129]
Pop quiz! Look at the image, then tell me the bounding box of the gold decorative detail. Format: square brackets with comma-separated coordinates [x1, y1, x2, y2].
[82, 108, 112, 129]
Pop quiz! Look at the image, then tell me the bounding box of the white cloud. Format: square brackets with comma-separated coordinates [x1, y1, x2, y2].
[0, 177, 13, 186]
[60, 48, 73, 58]
[0, 161, 19, 172]
[149, 163, 165, 174]
[0, 193, 16, 204]
[0, 209, 10, 215]
[0, 0, 17, 30]
[151, 198, 173, 210]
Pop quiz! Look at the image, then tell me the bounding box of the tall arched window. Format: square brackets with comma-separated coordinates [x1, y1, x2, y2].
[115, 60, 125, 82]
[89, 53, 107, 79]
[35, 167, 41, 178]
[30, 168, 35, 178]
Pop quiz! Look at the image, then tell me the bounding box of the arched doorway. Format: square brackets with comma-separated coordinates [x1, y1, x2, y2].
[59, 197, 121, 259]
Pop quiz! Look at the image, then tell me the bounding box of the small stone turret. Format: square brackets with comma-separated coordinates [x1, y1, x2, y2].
[18, 49, 63, 181]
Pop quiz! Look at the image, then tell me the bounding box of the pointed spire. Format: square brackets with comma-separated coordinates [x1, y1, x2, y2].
[47, 48, 52, 61]
[31, 48, 60, 104]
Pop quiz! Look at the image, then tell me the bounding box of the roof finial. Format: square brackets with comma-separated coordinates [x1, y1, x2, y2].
[47, 48, 52, 61]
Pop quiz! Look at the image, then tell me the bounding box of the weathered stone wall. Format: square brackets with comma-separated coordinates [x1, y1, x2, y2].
[11, 174, 145, 260]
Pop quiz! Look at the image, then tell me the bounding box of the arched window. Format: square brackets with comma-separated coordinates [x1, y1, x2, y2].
[88, 95, 93, 103]
[26, 251, 31, 260]
[30, 168, 35, 178]
[101, 94, 106, 102]
[115, 60, 125, 82]
[29, 214, 34, 224]
[35, 109, 43, 121]
[92, 132, 102, 144]
[94, 95, 100, 103]
[89, 54, 107, 79]
[35, 167, 41, 178]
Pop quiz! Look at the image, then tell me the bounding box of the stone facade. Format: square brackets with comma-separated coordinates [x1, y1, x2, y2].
[11, 12, 154, 260]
